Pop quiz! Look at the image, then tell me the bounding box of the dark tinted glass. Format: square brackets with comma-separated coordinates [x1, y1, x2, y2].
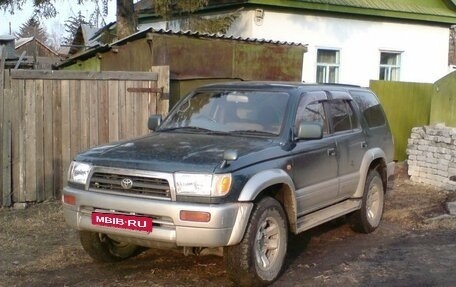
[328, 100, 358, 133]
[350, 90, 386, 127]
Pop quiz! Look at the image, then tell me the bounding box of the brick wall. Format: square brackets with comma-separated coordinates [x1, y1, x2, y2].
[407, 124, 456, 191]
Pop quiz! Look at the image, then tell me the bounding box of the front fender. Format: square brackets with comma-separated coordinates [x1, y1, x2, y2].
[238, 169, 296, 201]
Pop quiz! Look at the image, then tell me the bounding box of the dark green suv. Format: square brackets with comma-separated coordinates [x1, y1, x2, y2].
[63, 82, 394, 286]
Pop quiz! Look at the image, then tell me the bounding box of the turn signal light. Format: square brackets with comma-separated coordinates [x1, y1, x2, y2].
[215, 175, 231, 196]
[180, 210, 211, 222]
[63, 194, 76, 205]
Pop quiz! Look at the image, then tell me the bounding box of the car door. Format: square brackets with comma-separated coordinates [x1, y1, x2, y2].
[327, 91, 367, 199]
[292, 91, 339, 216]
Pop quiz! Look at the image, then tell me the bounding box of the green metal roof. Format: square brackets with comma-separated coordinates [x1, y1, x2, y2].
[208, 0, 456, 25]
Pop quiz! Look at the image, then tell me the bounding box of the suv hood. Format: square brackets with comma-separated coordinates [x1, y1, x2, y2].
[75, 132, 275, 173]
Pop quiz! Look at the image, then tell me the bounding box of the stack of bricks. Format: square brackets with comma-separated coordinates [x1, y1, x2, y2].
[406, 123, 456, 191]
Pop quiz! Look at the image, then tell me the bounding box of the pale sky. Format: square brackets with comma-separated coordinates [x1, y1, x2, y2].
[0, 0, 116, 40]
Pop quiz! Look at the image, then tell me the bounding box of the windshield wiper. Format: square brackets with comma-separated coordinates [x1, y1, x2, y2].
[229, 130, 276, 136]
[159, 126, 214, 133]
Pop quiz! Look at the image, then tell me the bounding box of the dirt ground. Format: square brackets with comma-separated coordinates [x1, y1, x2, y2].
[1, 163, 456, 287]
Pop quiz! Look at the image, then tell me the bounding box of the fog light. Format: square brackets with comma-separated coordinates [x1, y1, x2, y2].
[63, 194, 76, 205]
[180, 210, 211, 222]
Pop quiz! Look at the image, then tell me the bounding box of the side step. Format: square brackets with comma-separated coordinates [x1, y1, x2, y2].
[296, 199, 361, 233]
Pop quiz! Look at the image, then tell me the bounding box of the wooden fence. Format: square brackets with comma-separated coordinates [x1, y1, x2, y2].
[370, 80, 433, 161]
[0, 67, 169, 206]
[431, 71, 456, 126]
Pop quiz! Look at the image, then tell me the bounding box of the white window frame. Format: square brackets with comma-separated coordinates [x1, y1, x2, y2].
[379, 51, 401, 81]
[316, 49, 340, 84]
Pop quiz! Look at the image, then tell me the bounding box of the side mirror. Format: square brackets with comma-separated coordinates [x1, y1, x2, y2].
[148, 115, 162, 131]
[223, 149, 238, 161]
[296, 121, 323, 140]
[220, 149, 238, 168]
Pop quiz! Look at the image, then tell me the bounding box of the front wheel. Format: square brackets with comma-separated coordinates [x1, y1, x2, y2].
[224, 197, 288, 287]
[348, 169, 384, 233]
[79, 231, 144, 262]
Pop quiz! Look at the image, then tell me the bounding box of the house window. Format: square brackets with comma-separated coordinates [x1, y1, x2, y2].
[379, 52, 401, 81]
[316, 49, 340, 83]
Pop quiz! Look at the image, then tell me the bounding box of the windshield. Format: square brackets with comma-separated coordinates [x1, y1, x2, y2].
[160, 90, 289, 136]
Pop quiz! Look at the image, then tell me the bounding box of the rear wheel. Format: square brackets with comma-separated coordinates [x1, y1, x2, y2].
[79, 231, 144, 262]
[224, 197, 288, 286]
[348, 169, 384, 233]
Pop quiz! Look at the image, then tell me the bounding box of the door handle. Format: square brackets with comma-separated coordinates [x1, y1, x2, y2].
[327, 148, 336, 156]
[361, 141, 368, 148]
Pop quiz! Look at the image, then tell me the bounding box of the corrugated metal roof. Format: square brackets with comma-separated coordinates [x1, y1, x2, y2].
[201, 0, 456, 24]
[179, 28, 304, 46]
[295, 0, 456, 17]
[81, 24, 102, 47]
[57, 27, 306, 69]
[112, 28, 306, 47]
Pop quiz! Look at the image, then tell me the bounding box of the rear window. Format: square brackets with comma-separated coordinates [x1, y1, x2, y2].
[349, 90, 386, 127]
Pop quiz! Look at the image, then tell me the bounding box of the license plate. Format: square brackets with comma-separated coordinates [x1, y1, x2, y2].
[91, 212, 153, 233]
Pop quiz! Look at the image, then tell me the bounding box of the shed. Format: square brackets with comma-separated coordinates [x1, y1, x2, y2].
[0, 36, 59, 69]
[56, 28, 307, 106]
[15, 37, 59, 58]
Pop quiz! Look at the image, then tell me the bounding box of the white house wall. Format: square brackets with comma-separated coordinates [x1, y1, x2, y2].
[228, 9, 450, 86]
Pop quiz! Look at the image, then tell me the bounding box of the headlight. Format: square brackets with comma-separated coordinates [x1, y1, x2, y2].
[68, 161, 92, 185]
[174, 173, 231, 197]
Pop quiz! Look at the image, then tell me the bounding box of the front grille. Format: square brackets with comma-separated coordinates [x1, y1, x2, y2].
[89, 172, 171, 199]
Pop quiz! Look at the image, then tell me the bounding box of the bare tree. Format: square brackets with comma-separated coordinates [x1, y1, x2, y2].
[1, 0, 135, 40]
[47, 22, 64, 51]
[1, 0, 230, 44]
[0, 0, 56, 18]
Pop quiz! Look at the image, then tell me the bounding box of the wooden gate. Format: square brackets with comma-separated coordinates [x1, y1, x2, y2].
[0, 67, 169, 206]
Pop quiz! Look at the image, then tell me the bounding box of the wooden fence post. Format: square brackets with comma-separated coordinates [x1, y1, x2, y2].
[2, 121, 12, 207]
[1, 46, 12, 206]
[0, 46, 5, 88]
[150, 66, 170, 117]
[0, 46, 5, 206]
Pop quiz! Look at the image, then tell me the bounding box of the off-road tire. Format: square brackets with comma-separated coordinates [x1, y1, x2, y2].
[348, 169, 384, 233]
[79, 231, 143, 262]
[224, 197, 288, 287]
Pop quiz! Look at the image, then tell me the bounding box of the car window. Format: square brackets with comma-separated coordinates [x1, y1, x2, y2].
[295, 99, 329, 135]
[349, 90, 386, 127]
[328, 100, 359, 133]
[160, 91, 289, 135]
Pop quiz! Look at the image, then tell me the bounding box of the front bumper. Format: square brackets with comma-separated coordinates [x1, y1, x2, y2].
[62, 186, 253, 247]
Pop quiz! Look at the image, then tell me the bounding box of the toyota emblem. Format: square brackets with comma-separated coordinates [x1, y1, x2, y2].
[120, 178, 134, 190]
